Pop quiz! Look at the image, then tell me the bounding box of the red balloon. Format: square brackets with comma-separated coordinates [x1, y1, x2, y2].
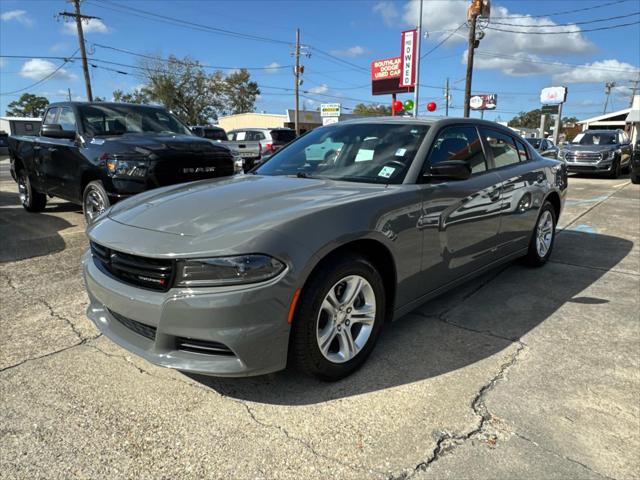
[392, 100, 403, 112]
[427, 102, 437, 112]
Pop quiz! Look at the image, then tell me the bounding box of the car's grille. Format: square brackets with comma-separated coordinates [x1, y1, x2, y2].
[176, 337, 235, 356]
[91, 242, 174, 291]
[565, 151, 602, 163]
[109, 309, 157, 341]
[151, 152, 235, 187]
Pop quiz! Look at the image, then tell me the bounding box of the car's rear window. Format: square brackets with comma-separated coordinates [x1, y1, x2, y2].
[204, 128, 228, 141]
[270, 129, 296, 143]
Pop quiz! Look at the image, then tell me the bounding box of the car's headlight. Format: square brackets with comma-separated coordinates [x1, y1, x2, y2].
[176, 255, 285, 287]
[105, 158, 148, 177]
[557, 149, 567, 159]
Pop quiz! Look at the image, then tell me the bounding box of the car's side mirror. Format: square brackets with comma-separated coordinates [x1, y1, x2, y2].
[41, 124, 76, 139]
[424, 160, 471, 181]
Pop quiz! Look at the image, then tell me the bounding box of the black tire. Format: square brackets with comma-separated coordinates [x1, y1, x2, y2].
[17, 169, 46, 212]
[82, 180, 110, 225]
[632, 171, 640, 184]
[608, 159, 621, 179]
[524, 201, 556, 267]
[291, 254, 386, 381]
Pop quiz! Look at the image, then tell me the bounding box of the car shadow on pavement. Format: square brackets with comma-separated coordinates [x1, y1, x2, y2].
[189, 230, 632, 405]
[0, 191, 82, 263]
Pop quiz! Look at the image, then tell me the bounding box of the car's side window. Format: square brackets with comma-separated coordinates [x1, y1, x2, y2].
[58, 107, 76, 131]
[236, 131, 247, 141]
[515, 138, 530, 162]
[480, 128, 520, 168]
[43, 108, 59, 125]
[426, 125, 487, 175]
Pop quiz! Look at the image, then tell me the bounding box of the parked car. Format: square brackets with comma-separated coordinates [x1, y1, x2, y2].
[9, 102, 238, 223]
[631, 139, 640, 184]
[557, 129, 632, 178]
[190, 125, 228, 142]
[83, 117, 567, 380]
[525, 137, 558, 158]
[0, 132, 9, 156]
[227, 128, 296, 171]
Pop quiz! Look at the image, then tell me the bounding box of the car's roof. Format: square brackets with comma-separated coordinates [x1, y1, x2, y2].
[337, 116, 509, 128]
[582, 129, 621, 133]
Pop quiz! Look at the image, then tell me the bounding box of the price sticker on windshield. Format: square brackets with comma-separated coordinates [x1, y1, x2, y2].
[378, 166, 396, 178]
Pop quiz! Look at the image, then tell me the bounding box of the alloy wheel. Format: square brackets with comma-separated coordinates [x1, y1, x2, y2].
[85, 187, 106, 222]
[316, 275, 376, 364]
[535, 210, 554, 258]
[18, 173, 29, 206]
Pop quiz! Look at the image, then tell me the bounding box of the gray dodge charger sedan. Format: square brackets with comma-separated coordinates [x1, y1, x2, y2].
[83, 117, 567, 380]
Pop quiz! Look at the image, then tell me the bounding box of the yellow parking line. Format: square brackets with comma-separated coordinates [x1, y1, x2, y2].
[613, 181, 629, 188]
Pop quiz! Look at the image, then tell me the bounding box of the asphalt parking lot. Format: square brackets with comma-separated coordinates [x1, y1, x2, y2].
[1, 157, 638, 480]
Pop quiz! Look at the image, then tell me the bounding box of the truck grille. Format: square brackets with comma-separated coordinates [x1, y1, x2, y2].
[565, 151, 602, 163]
[91, 241, 174, 291]
[151, 152, 235, 187]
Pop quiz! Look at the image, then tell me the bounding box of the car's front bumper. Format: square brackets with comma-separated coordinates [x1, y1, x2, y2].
[563, 158, 615, 173]
[82, 250, 292, 377]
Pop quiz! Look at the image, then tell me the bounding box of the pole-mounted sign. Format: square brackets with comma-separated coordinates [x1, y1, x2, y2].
[400, 29, 417, 88]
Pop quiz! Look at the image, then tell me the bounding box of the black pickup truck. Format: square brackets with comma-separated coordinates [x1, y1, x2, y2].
[9, 102, 239, 223]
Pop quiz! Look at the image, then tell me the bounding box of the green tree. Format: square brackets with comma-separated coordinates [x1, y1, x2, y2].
[352, 103, 393, 116]
[221, 69, 260, 115]
[508, 108, 543, 129]
[112, 88, 151, 104]
[6, 93, 49, 118]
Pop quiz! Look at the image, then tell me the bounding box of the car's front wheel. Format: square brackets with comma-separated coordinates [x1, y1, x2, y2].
[82, 180, 110, 225]
[291, 254, 385, 381]
[524, 201, 556, 267]
[608, 158, 621, 179]
[632, 170, 640, 184]
[17, 169, 47, 212]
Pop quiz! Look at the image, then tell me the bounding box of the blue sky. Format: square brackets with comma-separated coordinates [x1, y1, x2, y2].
[1, 0, 639, 122]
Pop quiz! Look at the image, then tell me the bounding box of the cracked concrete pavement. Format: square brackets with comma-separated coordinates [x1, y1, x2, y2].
[1, 159, 638, 480]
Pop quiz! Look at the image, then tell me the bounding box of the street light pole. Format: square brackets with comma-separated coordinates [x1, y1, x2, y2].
[413, 0, 423, 118]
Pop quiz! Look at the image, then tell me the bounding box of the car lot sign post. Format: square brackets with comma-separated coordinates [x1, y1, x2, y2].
[320, 103, 341, 126]
[540, 86, 567, 145]
[400, 29, 417, 89]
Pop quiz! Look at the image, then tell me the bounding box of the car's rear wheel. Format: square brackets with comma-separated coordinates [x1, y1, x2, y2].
[83, 180, 110, 225]
[17, 169, 46, 212]
[632, 170, 640, 184]
[291, 254, 385, 381]
[524, 201, 556, 267]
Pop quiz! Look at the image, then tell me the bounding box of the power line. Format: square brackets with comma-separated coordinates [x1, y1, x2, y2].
[90, 43, 293, 71]
[86, 0, 291, 45]
[492, 0, 632, 19]
[0, 50, 79, 96]
[485, 19, 640, 34]
[421, 23, 466, 59]
[491, 12, 639, 27]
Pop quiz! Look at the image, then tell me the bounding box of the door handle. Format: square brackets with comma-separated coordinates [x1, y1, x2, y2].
[486, 188, 500, 202]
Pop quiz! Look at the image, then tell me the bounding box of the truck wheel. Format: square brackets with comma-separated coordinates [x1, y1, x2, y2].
[17, 169, 47, 212]
[82, 180, 110, 224]
[290, 254, 385, 381]
[632, 171, 640, 185]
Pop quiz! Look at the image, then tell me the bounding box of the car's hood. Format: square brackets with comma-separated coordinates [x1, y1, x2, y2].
[107, 175, 391, 237]
[563, 144, 617, 152]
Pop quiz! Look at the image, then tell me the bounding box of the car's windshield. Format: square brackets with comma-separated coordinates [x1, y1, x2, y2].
[571, 132, 616, 145]
[526, 138, 542, 149]
[78, 104, 192, 137]
[256, 123, 429, 184]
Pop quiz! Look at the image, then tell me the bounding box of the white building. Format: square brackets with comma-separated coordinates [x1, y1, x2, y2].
[0, 116, 42, 136]
[577, 95, 640, 144]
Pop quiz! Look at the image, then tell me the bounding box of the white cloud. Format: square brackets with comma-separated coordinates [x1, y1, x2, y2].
[0, 58, 6, 68]
[63, 18, 108, 35]
[1, 9, 33, 26]
[372, 2, 399, 27]
[20, 59, 77, 81]
[552, 60, 639, 84]
[50, 42, 69, 53]
[330, 46, 367, 58]
[264, 62, 282, 74]
[308, 84, 329, 94]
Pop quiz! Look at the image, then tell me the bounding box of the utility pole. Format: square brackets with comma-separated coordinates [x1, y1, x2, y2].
[412, 0, 423, 118]
[463, 10, 479, 118]
[67, 88, 72, 101]
[59, 0, 99, 102]
[603, 81, 616, 115]
[294, 28, 300, 135]
[629, 78, 639, 107]
[539, 113, 546, 139]
[445, 77, 450, 116]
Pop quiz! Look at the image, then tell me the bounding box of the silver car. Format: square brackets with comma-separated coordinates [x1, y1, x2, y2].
[83, 118, 567, 380]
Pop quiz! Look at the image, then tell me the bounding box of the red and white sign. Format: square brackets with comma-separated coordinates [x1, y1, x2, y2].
[371, 57, 401, 81]
[400, 29, 417, 88]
